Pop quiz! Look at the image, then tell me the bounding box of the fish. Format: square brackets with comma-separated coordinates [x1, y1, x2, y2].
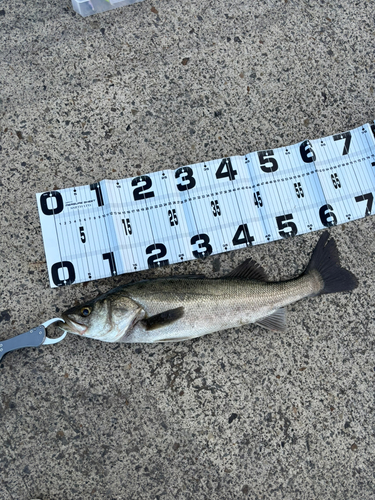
[57, 232, 358, 343]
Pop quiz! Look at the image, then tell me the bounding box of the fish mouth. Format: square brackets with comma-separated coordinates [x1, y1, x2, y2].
[56, 317, 87, 336]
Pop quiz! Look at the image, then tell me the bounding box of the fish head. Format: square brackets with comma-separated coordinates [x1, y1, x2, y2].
[57, 292, 145, 342]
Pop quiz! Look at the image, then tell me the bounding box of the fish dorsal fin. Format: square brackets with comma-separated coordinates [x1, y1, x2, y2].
[256, 308, 286, 332]
[142, 306, 184, 331]
[224, 258, 268, 281]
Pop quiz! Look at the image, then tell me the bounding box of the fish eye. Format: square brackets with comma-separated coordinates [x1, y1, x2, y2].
[80, 306, 92, 317]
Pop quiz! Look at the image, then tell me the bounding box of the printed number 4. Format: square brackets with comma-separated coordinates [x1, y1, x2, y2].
[254, 191, 263, 207]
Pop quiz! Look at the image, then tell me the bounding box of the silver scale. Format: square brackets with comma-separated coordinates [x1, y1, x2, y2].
[36, 122, 375, 288]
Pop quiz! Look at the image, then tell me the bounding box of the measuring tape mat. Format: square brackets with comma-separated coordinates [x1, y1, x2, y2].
[37, 122, 375, 288]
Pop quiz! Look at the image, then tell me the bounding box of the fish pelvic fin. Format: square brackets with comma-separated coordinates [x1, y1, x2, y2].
[142, 306, 184, 331]
[305, 231, 358, 295]
[256, 308, 286, 332]
[224, 258, 268, 281]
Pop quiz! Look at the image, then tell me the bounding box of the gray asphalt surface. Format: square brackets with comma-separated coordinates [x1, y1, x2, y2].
[1, 1, 375, 499]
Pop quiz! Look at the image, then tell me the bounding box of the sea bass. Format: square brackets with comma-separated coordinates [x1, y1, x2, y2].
[57, 232, 358, 343]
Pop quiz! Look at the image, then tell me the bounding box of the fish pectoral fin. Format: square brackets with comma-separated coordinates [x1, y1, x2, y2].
[224, 258, 268, 281]
[256, 308, 286, 332]
[142, 306, 184, 331]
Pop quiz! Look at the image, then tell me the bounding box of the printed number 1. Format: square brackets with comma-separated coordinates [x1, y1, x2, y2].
[103, 252, 117, 276]
[90, 183, 104, 207]
[122, 218, 132, 235]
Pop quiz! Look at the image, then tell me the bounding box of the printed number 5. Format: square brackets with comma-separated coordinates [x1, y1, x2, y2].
[276, 214, 298, 238]
[79, 226, 86, 243]
[258, 150, 278, 173]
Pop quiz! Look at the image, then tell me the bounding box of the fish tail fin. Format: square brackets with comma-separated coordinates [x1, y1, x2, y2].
[305, 231, 358, 295]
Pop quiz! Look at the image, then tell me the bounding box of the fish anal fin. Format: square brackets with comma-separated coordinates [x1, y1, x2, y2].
[224, 258, 268, 281]
[156, 336, 192, 343]
[256, 308, 286, 332]
[143, 306, 184, 331]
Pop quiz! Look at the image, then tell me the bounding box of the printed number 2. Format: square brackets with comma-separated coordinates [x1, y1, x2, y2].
[276, 214, 298, 238]
[146, 243, 169, 268]
[168, 209, 178, 226]
[132, 176, 154, 201]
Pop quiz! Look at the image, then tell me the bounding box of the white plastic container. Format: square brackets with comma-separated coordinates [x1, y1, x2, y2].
[71, 0, 145, 17]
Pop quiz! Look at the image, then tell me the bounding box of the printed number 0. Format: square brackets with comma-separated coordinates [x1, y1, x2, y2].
[51, 261, 75, 286]
[40, 191, 64, 216]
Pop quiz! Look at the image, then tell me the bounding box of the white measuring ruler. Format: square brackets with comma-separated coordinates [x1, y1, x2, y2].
[37, 122, 375, 288]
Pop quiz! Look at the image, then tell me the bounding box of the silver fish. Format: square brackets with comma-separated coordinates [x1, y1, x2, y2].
[57, 232, 358, 343]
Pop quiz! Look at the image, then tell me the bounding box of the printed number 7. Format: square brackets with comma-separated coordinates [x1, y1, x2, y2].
[333, 132, 351, 155]
[355, 193, 373, 216]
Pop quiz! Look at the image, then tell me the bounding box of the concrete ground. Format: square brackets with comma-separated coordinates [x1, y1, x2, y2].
[1, 0, 375, 499]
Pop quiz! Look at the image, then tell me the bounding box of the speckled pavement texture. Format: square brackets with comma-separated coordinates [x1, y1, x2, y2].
[1, 0, 375, 499]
